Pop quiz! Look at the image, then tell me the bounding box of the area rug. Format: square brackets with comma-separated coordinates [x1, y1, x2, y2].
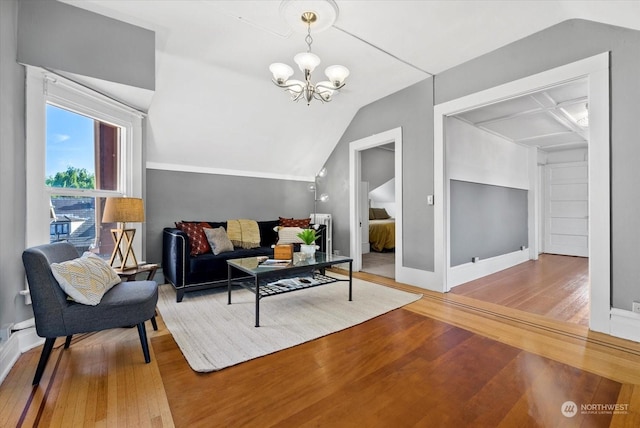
[156, 276, 421, 372]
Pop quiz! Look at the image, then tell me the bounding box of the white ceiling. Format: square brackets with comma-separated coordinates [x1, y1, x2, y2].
[59, 0, 640, 180]
[454, 79, 589, 152]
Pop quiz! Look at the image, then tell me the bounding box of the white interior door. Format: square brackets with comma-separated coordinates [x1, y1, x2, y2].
[544, 161, 588, 257]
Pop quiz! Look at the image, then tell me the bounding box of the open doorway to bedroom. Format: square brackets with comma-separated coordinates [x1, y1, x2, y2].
[360, 143, 396, 278]
[349, 127, 403, 279]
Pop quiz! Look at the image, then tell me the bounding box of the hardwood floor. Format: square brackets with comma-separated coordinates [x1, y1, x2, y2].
[2, 259, 640, 427]
[450, 254, 589, 326]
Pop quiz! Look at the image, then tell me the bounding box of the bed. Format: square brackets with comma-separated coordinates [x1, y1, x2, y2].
[368, 207, 396, 252]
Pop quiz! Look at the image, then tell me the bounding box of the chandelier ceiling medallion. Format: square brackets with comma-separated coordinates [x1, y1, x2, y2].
[269, 0, 349, 105]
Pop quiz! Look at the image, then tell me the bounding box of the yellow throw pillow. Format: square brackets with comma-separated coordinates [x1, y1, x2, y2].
[51, 252, 121, 305]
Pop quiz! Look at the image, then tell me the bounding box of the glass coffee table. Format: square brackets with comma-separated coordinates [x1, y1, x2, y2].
[227, 252, 353, 327]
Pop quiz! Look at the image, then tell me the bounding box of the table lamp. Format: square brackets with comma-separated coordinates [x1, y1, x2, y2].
[102, 197, 145, 270]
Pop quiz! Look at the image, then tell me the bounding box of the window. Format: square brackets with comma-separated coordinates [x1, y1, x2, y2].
[26, 67, 143, 259]
[46, 104, 121, 254]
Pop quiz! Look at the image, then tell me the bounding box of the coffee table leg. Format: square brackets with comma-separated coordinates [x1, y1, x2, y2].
[255, 276, 260, 327]
[227, 265, 232, 305]
[349, 260, 353, 301]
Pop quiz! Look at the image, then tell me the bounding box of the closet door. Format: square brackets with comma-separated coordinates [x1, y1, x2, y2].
[544, 162, 588, 257]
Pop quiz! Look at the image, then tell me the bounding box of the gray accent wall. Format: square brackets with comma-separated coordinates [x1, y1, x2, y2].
[145, 169, 315, 264]
[0, 0, 31, 327]
[450, 181, 528, 267]
[323, 79, 434, 270]
[17, 0, 155, 90]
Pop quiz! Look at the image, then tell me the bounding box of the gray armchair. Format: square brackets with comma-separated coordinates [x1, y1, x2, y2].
[22, 242, 158, 385]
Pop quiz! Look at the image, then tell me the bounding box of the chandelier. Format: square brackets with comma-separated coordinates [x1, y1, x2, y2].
[269, 10, 349, 105]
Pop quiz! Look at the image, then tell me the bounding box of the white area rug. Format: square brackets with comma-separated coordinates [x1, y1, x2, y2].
[156, 276, 421, 372]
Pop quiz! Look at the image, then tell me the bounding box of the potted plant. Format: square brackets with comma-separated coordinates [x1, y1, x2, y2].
[297, 228, 318, 256]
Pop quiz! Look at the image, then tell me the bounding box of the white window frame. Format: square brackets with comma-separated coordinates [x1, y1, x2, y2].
[25, 66, 144, 258]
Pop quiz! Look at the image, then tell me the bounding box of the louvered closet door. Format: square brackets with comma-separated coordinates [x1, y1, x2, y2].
[543, 162, 589, 257]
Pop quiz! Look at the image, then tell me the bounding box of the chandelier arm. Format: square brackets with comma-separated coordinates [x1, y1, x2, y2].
[312, 92, 330, 103]
[272, 79, 304, 92]
[316, 82, 345, 91]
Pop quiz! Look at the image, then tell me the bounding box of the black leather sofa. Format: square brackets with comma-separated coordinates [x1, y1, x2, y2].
[162, 220, 325, 302]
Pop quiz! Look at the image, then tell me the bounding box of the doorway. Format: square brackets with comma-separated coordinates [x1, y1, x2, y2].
[434, 53, 610, 333]
[349, 127, 403, 277]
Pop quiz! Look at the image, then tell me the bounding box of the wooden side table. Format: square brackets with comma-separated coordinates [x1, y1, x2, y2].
[117, 263, 159, 282]
[117, 263, 159, 331]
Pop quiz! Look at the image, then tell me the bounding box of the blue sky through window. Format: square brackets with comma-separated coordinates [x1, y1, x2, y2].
[46, 104, 95, 178]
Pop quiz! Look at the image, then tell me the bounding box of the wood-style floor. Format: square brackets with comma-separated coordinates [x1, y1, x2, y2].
[451, 253, 589, 326]
[2, 257, 640, 427]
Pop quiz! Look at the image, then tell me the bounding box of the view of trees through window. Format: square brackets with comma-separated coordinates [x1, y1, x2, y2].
[46, 104, 121, 256]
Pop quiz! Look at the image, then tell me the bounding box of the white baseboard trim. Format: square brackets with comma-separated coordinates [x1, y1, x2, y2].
[396, 266, 442, 292]
[0, 335, 20, 386]
[610, 308, 640, 343]
[0, 327, 43, 385]
[448, 250, 530, 289]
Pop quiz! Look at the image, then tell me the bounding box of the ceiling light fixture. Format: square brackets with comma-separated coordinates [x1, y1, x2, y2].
[269, 9, 349, 105]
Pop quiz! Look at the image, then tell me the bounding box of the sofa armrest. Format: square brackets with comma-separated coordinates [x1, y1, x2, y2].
[162, 228, 189, 288]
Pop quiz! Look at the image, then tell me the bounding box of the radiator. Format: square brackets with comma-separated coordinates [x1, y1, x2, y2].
[310, 213, 332, 256]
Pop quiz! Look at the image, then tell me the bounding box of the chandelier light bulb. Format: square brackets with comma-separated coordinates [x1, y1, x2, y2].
[317, 167, 328, 178]
[319, 193, 329, 203]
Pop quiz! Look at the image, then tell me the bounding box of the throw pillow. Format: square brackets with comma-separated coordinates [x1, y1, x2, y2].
[277, 227, 305, 244]
[203, 227, 234, 255]
[369, 208, 375, 220]
[176, 222, 212, 255]
[50, 252, 121, 306]
[279, 217, 311, 228]
[372, 208, 390, 220]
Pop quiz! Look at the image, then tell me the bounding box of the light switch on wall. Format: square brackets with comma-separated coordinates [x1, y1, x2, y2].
[427, 195, 434, 205]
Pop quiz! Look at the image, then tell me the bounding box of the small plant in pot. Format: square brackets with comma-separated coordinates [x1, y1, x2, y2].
[297, 228, 318, 256]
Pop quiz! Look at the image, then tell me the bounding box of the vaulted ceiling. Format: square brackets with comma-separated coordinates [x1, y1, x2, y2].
[59, 1, 640, 180]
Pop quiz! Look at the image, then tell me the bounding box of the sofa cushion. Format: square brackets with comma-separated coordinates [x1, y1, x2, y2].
[203, 227, 234, 255]
[189, 247, 274, 275]
[176, 222, 211, 255]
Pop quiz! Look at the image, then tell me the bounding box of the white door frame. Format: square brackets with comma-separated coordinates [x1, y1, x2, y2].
[434, 52, 610, 333]
[349, 127, 402, 274]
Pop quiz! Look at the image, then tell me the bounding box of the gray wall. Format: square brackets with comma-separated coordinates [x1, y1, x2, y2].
[436, 19, 640, 310]
[323, 79, 434, 269]
[17, 0, 155, 90]
[0, 0, 30, 327]
[362, 146, 395, 191]
[145, 169, 315, 264]
[450, 181, 528, 266]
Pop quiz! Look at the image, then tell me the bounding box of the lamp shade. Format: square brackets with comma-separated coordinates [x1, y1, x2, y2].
[325, 65, 349, 87]
[269, 63, 294, 84]
[102, 197, 145, 223]
[294, 52, 321, 73]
